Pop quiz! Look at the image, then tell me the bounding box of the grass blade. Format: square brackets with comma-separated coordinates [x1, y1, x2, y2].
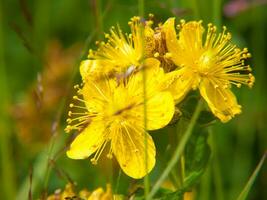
[237, 151, 267, 200]
[148, 100, 203, 200]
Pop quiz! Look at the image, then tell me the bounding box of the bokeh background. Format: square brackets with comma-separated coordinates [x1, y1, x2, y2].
[0, 0, 267, 199]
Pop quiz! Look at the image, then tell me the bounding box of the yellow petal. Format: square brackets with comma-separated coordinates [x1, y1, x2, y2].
[88, 188, 104, 200]
[199, 79, 241, 122]
[80, 59, 113, 80]
[167, 68, 196, 103]
[82, 78, 116, 113]
[162, 18, 183, 66]
[111, 123, 156, 179]
[127, 58, 164, 97]
[146, 91, 175, 130]
[178, 21, 204, 54]
[163, 19, 205, 68]
[132, 91, 175, 130]
[67, 121, 106, 159]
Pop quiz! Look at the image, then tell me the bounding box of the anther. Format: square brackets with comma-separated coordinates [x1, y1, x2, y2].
[68, 111, 72, 116]
[74, 85, 79, 89]
[164, 52, 172, 58]
[148, 13, 154, 18]
[104, 33, 110, 38]
[223, 85, 228, 89]
[69, 103, 74, 108]
[91, 158, 97, 165]
[107, 154, 113, 159]
[154, 52, 159, 58]
[65, 125, 72, 133]
[88, 49, 94, 57]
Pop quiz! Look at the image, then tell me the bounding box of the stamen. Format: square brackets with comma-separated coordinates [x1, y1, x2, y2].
[122, 123, 139, 153]
[69, 104, 88, 110]
[91, 139, 109, 165]
[107, 146, 113, 159]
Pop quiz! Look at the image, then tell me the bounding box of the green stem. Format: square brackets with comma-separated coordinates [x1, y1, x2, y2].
[236, 151, 267, 200]
[148, 100, 203, 199]
[213, 0, 221, 26]
[93, 0, 103, 39]
[138, 0, 149, 198]
[0, 2, 16, 199]
[192, 0, 200, 19]
[199, 165, 211, 200]
[115, 169, 122, 194]
[210, 128, 224, 200]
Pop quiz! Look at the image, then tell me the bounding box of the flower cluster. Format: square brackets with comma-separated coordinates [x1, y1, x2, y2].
[65, 16, 254, 179]
[46, 183, 119, 200]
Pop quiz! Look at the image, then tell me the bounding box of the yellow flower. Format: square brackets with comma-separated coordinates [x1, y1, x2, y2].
[163, 18, 255, 122]
[65, 59, 175, 179]
[80, 16, 155, 80]
[47, 183, 115, 200]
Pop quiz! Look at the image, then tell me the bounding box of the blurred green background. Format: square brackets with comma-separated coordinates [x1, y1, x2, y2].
[0, 0, 266, 199]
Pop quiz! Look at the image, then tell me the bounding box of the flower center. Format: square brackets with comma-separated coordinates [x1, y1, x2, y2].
[197, 50, 215, 76]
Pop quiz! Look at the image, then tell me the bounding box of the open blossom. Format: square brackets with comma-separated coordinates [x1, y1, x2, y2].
[66, 59, 175, 179]
[80, 16, 156, 80]
[162, 18, 255, 122]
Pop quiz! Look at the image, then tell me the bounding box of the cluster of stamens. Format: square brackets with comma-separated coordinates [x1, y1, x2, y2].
[170, 19, 255, 92]
[65, 84, 92, 133]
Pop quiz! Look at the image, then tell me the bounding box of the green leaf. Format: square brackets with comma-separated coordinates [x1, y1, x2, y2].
[183, 127, 211, 190]
[236, 152, 267, 200]
[155, 189, 184, 200]
[131, 187, 173, 200]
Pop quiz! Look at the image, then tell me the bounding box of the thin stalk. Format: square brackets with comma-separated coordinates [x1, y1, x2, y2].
[138, 0, 150, 199]
[236, 151, 267, 200]
[0, 2, 16, 199]
[142, 59, 150, 199]
[192, 0, 200, 19]
[210, 128, 224, 200]
[213, 0, 221, 26]
[138, 0, 149, 198]
[199, 165, 211, 200]
[115, 169, 122, 194]
[92, 0, 103, 39]
[148, 100, 203, 199]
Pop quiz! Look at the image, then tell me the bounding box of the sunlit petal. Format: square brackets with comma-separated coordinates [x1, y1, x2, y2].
[67, 121, 106, 159]
[112, 123, 156, 179]
[199, 79, 241, 122]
